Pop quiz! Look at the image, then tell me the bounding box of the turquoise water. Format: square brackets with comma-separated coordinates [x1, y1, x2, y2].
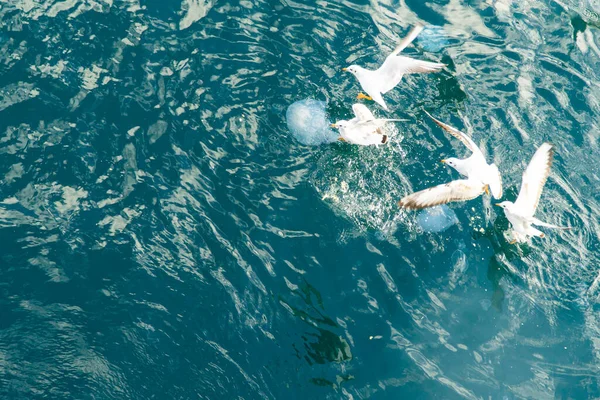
[1, 0, 600, 398]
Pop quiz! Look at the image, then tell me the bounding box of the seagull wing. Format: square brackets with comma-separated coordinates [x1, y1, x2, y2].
[398, 179, 486, 210]
[352, 104, 375, 121]
[342, 123, 386, 145]
[351, 118, 406, 137]
[531, 218, 572, 230]
[424, 111, 482, 157]
[390, 56, 446, 74]
[488, 163, 503, 199]
[344, 120, 384, 139]
[389, 24, 424, 57]
[514, 143, 554, 217]
[355, 118, 407, 127]
[375, 56, 445, 95]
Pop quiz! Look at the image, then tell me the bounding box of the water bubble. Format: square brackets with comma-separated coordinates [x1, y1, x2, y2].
[286, 99, 338, 145]
[416, 205, 458, 233]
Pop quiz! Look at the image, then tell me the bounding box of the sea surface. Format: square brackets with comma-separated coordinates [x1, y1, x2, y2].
[1, 0, 600, 398]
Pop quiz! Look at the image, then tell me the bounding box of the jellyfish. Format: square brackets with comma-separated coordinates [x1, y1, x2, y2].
[417, 25, 450, 53]
[286, 99, 339, 145]
[416, 205, 458, 233]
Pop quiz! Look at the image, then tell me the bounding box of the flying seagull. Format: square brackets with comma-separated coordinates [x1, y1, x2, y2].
[343, 24, 445, 111]
[495, 143, 570, 243]
[398, 112, 502, 209]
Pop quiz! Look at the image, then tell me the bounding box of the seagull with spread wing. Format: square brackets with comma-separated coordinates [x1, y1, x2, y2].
[331, 104, 406, 145]
[398, 112, 502, 209]
[495, 143, 570, 243]
[343, 24, 446, 111]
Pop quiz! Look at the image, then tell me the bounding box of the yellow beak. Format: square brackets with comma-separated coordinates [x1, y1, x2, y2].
[440, 159, 446, 164]
[330, 123, 337, 128]
[484, 185, 490, 196]
[342, 68, 348, 72]
[494, 204, 502, 207]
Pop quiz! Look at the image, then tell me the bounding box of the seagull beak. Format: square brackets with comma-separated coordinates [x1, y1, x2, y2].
[338, 137, 346, 142]
[494, 204, 502, 207]
[330, 123, 337, 128]
[440, 159, 446, 164]
[484, 185, 490, 196]
[357, 93, 373, 101]
[342, 68, 348, 72]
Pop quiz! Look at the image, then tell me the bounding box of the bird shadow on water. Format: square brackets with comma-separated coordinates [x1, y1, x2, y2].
[473, 214, 537, 312]
[434, 56, 468, 104]
[561, 0, 600, 28]
[278, 278, 353, 385]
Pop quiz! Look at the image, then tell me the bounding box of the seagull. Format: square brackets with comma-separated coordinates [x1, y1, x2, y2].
[427, 112, 502, 198]
[495, 143, 570, 243]
[398, 112, 502, 209]
[343, 24, 446, 111]
[331, 104, 406, 145]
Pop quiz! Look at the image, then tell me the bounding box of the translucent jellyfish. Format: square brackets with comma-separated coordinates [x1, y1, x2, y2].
[286, 99, 339, 145]
[417, 25, 450, 53]
[416, 205, 458, 233]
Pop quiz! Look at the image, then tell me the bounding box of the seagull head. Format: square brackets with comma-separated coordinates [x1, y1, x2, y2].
[342, 65, 363, 76]
[495, 201, 511, 209]
[331, 120, 349, 129]
[441, 157, 470, 176]
[440, 157, 460, 168]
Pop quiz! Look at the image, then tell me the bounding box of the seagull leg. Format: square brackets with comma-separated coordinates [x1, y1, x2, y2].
[357, 92, 373, 101]
[509, 239, 517, 245]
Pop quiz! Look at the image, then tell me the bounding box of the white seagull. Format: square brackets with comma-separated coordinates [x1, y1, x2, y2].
[331, 104, 406, 145]
[343, 24, 445, 111]
[495, 143, 570, 243]
[398, 112, 502, 209]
